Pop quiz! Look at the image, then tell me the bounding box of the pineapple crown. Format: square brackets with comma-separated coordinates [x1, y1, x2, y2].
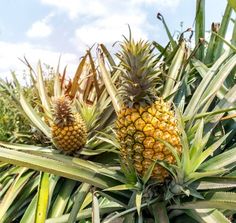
[52, 96, 75, 127]
[117, 34, 159, 107]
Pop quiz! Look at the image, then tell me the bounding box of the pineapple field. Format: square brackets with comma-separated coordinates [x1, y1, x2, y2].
[0, 0, 236, 222]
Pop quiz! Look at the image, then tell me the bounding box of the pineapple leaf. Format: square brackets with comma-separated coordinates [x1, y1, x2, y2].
[213, 31, 236, 52]
[195, 0, 205, 60]
[200, 146, 236, 170]
[68, 183, 91, 223]
[135, 191, 142, 216]
[36, 60, 52, 119]
[162, 40, 186, 99]
[184, 51, 229, 116]
[156, 13, 177, 49]
[142, 161, 156, 185]
[188, 209, 231, 223]
[70, 52, 88, 99]
[186, 169, 227, 183]
[99, 44, 116, 68]
[72, 157, 126, 183]
[20, 195, 37, 223]
[193, 177, 236, 190]
[170, 200, 236, 210]
[0, 147, 123, 189]
[212, 3, 233, 60]
[92, 191, 100, 223]
[151, 202, 170, 223]
[191, 132, 230, 172]
[98, 50, 121, 113]
[19, 93, 51, 138]
[0, 168, 33, 221]
[35, 172, 49, 223]
[53, 56, 62, 98]
[45, 202, 123, 223]
[103, 184, 138, 191]
[189, 119, 204, 160]
[228, 0, 236, 11]
[48, 179, 76, 218]
[0, 141, 54, 153]
[200, 54, 236, 103]
[176, 108, 191, 172]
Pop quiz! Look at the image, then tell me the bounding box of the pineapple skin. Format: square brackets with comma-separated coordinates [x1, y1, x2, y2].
[51, 113, 87, 154]
[116, 99, 182, 182]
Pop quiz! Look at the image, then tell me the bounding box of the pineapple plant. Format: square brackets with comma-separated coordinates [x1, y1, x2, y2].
[51, 96, 87, 154]
[116, 38, 182, 182]
[0, 0, 236, 222]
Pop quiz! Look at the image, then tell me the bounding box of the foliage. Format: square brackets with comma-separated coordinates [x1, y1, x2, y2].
[0, 0, 235, 222]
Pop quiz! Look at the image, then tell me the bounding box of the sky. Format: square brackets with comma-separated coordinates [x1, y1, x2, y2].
[0, 0, 234, 79]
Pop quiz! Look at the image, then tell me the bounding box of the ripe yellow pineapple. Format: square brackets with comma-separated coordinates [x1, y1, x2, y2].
[116, 38, 182, 182]
[51, 96, 87, 154]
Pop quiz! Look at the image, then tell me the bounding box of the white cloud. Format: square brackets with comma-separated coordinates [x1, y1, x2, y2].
[41, 0, 107, 19]
[74, 14, 148, 49]
[41, 0, 181, 19]
[40, 0, 182, 51]
[0, 41, 78, 80]
[131, 0, 181, 7]
[26, 13, 55, 38]
[27, 21, 52, 38]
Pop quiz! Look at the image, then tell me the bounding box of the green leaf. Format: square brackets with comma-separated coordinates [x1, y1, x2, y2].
[157, 13, 177, 49]
[49, 179, 76, 218]
[188, 209, 231, 223]
[191, 132, 230, 172]
[99, 44, 116, 68]
[45, 202, 123, 223]
[193, 177, 236, 190]
[0, 168, 32, 221]
[212, 3, 233, 60]
[1, 173, 39, 223]
[187, 169, 227, 182]
[98, 51, 121, 113]
[92, 191, 100, 223]
[200, 146, 236, 170]
[20, 195, 37, 223]
[72, 157, 126, 183]
[53, 56, 62, 97]
[162, 40, 186, 98]
[184, 51, 230, 116]
[0, 141, 54, 153]
[171, 201, 233, 210]
[151, 202, 169, 223]
[0, 147, 122, 189]
[19, 92, 51, 138]
[197, 52, 236, 113]
[142, 161, 156, 185]
[102, 197, 159, 223]
[170, 192, 236, 210]
[195, 0, 205, 60]
[36, 60, 52, 119]
[135, 191, 142, 216]
[35, 172, 49, 223]
[68, 183, 91, 223]
[70, 52, 88, 98]
[104, 184, 137, 191]
[190, 119, 204, 159]
[228, 0, 236, 11]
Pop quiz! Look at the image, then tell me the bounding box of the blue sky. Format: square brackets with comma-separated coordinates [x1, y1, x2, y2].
[0, 0, 233, 77]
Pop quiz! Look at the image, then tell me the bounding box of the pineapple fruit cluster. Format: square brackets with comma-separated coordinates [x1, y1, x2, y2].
[116, 38, 182, 182]
[51, 96, 87, 154]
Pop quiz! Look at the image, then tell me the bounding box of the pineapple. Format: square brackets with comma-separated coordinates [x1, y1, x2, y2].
[51, 96, 87, 154]
[116, 38, 182, 182]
